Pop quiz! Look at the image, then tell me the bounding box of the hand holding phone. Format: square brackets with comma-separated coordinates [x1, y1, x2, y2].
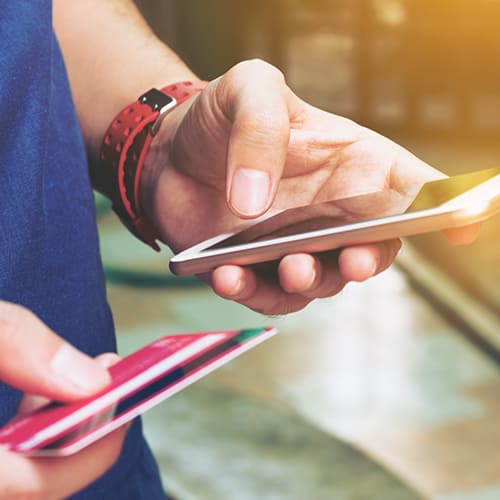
[170, 169, 500, 276]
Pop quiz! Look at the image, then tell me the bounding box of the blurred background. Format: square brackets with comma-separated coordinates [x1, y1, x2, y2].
[99, 1, 500, 498]
[138, 0, 500, 141]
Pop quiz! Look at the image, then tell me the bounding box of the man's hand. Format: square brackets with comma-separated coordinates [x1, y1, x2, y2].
[141, 59, 478, 315]
[52, 3, 477, 315]
[0, 301, 127, 499]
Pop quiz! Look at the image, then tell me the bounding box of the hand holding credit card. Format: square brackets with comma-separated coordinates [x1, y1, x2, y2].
[0, 327, 276, 456]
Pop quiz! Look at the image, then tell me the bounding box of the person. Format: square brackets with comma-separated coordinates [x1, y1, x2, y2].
[0, 1, 478, 498]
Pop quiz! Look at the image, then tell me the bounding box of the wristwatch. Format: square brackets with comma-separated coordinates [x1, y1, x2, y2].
[97, 80, 207, 250]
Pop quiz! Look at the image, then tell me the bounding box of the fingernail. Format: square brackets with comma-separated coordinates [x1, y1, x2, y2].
[226, 277, 244, 297]
[51, 344, 110, 395]
[359, 256, 378, 282]
[368, 255, 379, 276]
[230, 168, 270, 216]
[304, 268, 318, 291]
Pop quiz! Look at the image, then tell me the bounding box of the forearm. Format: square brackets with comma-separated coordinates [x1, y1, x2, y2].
[53, 0, 196, 164]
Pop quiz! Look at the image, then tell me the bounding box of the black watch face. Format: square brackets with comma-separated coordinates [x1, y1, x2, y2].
[139, 88, 174, 111]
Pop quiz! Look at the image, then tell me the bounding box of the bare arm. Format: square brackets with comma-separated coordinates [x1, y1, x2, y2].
[53, 0, 196, 164]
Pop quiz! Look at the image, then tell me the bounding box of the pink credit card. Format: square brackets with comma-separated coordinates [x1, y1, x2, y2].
[0, 327, 276, 456]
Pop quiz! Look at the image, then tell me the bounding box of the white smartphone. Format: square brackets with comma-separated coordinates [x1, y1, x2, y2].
[170, 168, 500, 276]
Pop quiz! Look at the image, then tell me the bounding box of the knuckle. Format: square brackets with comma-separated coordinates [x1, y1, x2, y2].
[232, 58, 285, 81]
[0, 302, 32, 343]
[223, 59, 286, 97]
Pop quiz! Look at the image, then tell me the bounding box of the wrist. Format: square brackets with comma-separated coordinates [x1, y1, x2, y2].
[138, 103, 181, 227]
[87, 69, 198, 164]
[96, 81, 208, 250]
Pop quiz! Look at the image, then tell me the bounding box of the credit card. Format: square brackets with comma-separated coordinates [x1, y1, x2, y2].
[0, 327, 276, 456]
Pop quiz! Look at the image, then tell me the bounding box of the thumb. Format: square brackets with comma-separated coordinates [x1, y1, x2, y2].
[16, 352, 122, 415]
[218, 60, 293, 218]
[0, 301, 111, 402]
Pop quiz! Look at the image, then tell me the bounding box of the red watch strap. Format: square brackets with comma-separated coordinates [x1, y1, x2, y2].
[98, 80, 207, 250]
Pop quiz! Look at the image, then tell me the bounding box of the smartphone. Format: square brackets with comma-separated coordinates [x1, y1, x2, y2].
[170, 168, 500, 276]
[0, 327, 276, 456]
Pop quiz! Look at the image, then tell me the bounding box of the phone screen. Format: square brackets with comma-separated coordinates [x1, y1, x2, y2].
[209, 168, 499, 249]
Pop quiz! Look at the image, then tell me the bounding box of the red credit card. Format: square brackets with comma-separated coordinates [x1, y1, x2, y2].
[0, 327, 276, 456]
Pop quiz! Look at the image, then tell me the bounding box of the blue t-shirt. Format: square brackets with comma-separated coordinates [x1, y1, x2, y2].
[0, 3, 165, 498]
